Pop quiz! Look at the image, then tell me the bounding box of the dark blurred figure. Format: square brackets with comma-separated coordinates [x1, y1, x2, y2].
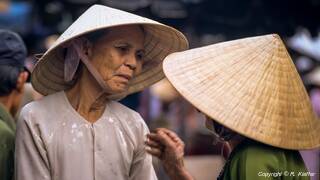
[0, 29, 28, 180]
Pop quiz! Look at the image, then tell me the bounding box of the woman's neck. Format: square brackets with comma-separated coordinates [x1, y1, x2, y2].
[65, 69, 109, 123]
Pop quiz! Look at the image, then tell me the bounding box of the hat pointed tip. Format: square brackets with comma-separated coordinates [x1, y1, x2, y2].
[271, 33, 280, 38]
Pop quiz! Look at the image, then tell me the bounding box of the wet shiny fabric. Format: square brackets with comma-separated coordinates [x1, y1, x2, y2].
[15, 91, 157, 180]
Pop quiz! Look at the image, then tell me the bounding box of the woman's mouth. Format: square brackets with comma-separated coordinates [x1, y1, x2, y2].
[116, 74, 132, 81]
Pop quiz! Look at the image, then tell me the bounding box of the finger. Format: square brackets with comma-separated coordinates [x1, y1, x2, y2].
[156, 130, 177, 147]
[155, 128, 172, 133]
[155, 128, 183, 145]
[147, 133, 163, 144]
[159, 129, 183, 144]
[145, 139, 163, 149]
[145, 146, 162, 158]
[147, 134, 172, 150]
[148, 131, 175, 147]
[155, 128, 179, 140]
[148, 130, 178, 148]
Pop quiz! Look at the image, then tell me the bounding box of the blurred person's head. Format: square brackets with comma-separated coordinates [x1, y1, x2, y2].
[0, 29, 28, 116]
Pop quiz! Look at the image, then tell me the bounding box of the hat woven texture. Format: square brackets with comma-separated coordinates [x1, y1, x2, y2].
[163, 34, 320, 150]
[31, 4, 188, 97]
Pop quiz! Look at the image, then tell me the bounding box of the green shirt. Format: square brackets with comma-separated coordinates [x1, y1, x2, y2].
[0, 103, 15, 180]
[219, 140, 310, 180]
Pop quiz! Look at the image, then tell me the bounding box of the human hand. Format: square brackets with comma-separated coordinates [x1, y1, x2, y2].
[145, 128, 193, 180]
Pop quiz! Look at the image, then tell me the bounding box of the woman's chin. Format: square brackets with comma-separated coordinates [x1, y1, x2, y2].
[110, 84, 129, 94]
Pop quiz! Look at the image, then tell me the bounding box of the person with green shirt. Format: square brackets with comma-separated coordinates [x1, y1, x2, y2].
[145, 34, 320, 180]
[0, 29, 29, 180]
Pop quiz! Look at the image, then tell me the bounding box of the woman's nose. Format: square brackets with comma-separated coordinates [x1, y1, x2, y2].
[124, 54, 137, 70]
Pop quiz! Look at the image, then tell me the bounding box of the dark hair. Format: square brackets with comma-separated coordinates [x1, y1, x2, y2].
[84, 29, 109, 44]
[84, 25, 145, 43]
[0, 65, 22, 96]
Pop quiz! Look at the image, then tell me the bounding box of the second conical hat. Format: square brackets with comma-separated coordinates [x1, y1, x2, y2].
[163, 34, 320, 150]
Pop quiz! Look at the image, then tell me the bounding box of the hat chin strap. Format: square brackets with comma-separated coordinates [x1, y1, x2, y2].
[72, 42, 114, 96]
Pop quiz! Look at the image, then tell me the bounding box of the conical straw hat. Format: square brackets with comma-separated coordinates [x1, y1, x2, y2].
[163, 34, 320, 150]
[31, 4, 188, 97]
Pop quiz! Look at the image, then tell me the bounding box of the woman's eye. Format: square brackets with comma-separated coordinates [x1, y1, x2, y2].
[136, 53, 144, 61]
[116, 46, 129, 52]
[136, 50, 145, 61]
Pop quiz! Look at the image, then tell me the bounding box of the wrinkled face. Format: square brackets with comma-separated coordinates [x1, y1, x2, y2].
[88, 25, 145, 94]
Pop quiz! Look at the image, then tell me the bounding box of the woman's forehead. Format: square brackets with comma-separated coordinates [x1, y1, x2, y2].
[100, 25, 144, 42]
[111, 25, 143, 34]
[105, 25, 144, 38]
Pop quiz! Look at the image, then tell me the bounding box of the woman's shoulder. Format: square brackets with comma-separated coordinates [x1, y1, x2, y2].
[20, 92, 65, 119]
[108, 101, 148, 131]
[223, 141, 306, 180]
[108, 101, 143, 122]
[233, 140, 290, 160]
[108, 101, 149, 147]
[230, 140, 304, 170]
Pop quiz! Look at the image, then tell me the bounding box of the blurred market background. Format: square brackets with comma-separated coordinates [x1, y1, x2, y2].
[1, 0, 319, 179]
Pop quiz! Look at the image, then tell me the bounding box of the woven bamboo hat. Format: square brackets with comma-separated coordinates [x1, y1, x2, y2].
[31, 4, 188, 97]
[163, 34, 320, 150]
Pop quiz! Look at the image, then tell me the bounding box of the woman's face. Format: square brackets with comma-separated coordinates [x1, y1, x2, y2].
[88, 25, 145, 94]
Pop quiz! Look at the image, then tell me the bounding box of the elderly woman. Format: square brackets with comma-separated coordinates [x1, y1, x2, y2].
[15, 5, 188, 180]
[146, 34, 320, 180]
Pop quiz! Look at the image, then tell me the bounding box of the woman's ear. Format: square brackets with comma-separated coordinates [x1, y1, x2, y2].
[83, 38, 93, 58]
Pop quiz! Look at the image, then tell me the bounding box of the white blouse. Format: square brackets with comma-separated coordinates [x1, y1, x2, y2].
[15, 91, 157, 180]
